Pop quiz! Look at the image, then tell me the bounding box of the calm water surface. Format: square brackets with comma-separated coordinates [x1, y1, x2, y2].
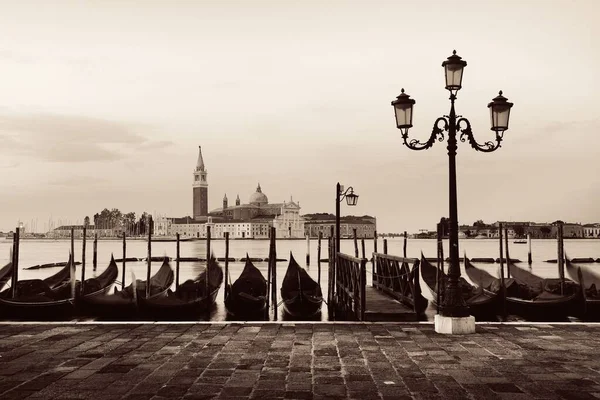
[1, 238, 598, 321]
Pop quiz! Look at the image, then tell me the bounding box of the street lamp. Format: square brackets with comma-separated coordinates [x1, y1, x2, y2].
[391, 50, 513, 333]
[335, 183, 358, 256]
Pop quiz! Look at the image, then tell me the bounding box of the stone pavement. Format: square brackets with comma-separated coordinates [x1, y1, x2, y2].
[1, 323, 600, 400]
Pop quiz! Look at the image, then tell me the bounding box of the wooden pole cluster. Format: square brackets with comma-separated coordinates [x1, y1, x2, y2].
[93, 233, 98, 271]
[317, 232, 322, 286]
[122, 232, 126, 290]
[175, 233, 180, 290]
[306, 235, 310, 266]
[10, 227, 20, 299]
[498, 222, 507, 319]
[353, 228, 358, 258]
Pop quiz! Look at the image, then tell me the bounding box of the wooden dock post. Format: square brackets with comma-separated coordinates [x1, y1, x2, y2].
[206, 226, 211, 319]
[93, 233, 98, 271]
[527, 233, 532, 265]
[271, 227, 278, 321]
[122, 232, 126, 290]
[403, 231, 407, 258]
[498, 223, 507, 320]
[317, 232, 322, 286]
[353, 228, 358, 257]
[224, 232, 230, 298]
[71, 228, 75, 265]
[328, 225, 335, 318]
[81, 226, 87, 294]
[383, 239, 388, 255]
[146, 220, 151, 299]
[306, 235, 310, 266]
[10, 227, 20, 299]
[175, 233, 180, 290]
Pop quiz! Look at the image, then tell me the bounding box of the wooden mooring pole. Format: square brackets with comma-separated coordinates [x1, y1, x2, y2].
[383, 238, 388, 255]
[175, 233, 180, 290]
[527, 233, 532, 265]
[70, 228, 75, 265]
[10, 227, 20, 299]
[206, 226, 211, 319]
[372, 231, 378, 288]
[504, 226, 511, 279]
[361, 238, 365, 259]
[306, 235, 310, 266]
[122, 232, 126, 290]
[224, 232, 230, 298]
[93, 232, 98, 271]
[558, 222, 565, 295]
[70, 228, 76, 299]
[271, 227, 278, 321]
[436, 222, 442, 314]
[498, 222, 507, 320]
[317, 232, 322, 286]
[146, 222, 151, 299]
[353, 228, 358, 258]
[403, 231, 408, 258]
[81, 226, 86, 294]
[265, 230, 271, 321]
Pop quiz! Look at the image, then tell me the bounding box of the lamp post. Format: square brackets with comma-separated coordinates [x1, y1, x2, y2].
[391, 50, 513, 331]
[335, 183, 359, 256]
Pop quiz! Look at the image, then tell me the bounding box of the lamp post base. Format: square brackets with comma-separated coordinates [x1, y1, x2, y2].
[434, 314, 476, 335]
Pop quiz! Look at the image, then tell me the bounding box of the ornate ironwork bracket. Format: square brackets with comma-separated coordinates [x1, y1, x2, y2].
[403, 117, 448, 151]
[458, 118, 503, 153]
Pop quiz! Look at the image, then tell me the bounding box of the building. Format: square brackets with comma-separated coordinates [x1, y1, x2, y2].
[583, 223, 600, 238]
[158, 146, 305, 239]
[551, 222, 583, 238]
[46, 225, 114, 238]
[302, 213, 377, 239]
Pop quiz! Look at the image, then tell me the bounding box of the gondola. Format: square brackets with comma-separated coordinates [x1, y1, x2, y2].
[80, 257, 174, 319]
[225, 256, 267, 319]
[504, 260, 580, 321]
[0, 254, 77, 320]
[419, 254, 498, 320]
[280, 253, 322, 318]
[0, 258, 14, 291]
[138, 256, 223, 320]
[565, 256, 600, 320]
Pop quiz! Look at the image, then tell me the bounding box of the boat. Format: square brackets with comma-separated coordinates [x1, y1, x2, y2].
[280, 253, 323, 318]
[565, 256, 600, 320]
[224, 256, 267, 319]
[80, 257, 174, 319]
[513, 239, 527, 244]
[419, 254, 498, 320]
[0, 255, 77, 320]
[138, 256, 223, 320]
[504, 260, 580, 321]
[0, 258, 14, 291]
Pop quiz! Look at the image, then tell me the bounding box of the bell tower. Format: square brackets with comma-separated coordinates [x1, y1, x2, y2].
[193, 146, 208, 219]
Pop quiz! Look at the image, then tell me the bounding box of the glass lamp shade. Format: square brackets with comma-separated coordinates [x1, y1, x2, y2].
[391, 88, 415, 129]
[488, 91, 513, 132]
[346, 192, 359, 206]
[442, 50, 467, 91]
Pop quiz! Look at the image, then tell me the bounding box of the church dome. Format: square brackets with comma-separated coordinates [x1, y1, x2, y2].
[249, 183, 268, 205]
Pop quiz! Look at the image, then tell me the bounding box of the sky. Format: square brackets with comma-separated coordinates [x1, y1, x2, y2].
[0, 0, 598, 234]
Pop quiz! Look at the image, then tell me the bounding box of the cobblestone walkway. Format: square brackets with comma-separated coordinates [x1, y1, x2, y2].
[1, 323, 600, 399]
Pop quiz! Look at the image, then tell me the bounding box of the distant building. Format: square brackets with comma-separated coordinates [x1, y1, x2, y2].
[156, 147, 305, 239]
[302, 213, 377, 239]
[583, 223, 600, 238]
[551, 222, 583, 238]
[46, 225, 113, 238]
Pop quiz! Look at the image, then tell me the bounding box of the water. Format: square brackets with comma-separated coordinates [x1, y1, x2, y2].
[1, 237, 598, 321]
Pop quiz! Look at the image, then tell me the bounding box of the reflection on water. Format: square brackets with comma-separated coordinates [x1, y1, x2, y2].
[0, 238, 598, 321]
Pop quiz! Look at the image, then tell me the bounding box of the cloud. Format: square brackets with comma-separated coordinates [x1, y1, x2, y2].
[0, 113, 169, 163]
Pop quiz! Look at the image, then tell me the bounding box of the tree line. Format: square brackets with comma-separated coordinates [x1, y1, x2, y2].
[86, 208, 154, 235]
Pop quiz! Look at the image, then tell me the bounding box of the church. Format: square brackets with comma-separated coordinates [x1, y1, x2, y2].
[154, 147, 305, 239]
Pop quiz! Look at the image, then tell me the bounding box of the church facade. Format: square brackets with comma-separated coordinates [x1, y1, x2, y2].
[154, 147, 305, 239]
